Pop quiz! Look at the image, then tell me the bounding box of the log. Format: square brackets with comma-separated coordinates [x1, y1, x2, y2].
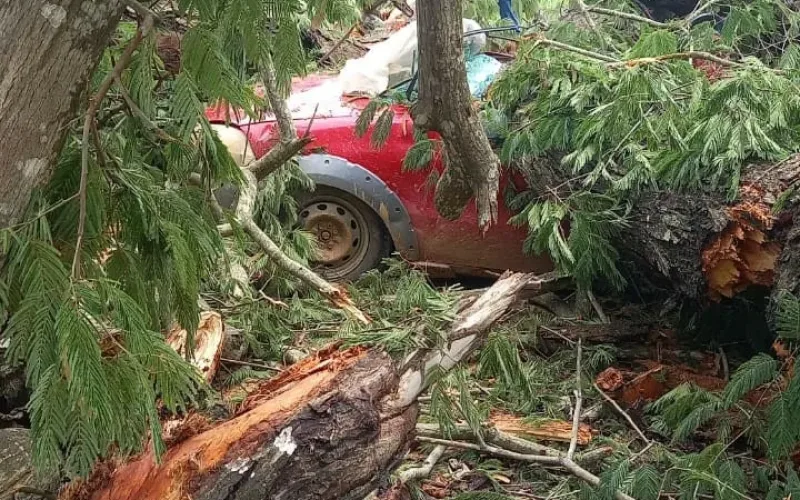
[64, 273, 533, 500]
[519, 152, 800, 307]
[620, 155, 800, 305]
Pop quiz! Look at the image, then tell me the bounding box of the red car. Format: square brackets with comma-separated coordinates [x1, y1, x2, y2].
[206, 55, 552, 281]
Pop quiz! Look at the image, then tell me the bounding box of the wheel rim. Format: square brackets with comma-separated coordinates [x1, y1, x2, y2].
[299, 198, 370, 278]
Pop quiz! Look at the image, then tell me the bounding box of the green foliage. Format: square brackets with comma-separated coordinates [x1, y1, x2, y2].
[0, 0, 368, 477]
[403, 129, 439, 172]
[722, 353, 778, 406]
[776, 291, 800, 339]
[354, 97, 396, 148]
[510, 192, 628, 290]
[3, 234, 203, 475]
[490, 0, 800, 289]
[647, 294, 800, 474]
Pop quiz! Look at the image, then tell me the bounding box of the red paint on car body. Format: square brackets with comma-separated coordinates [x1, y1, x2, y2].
[206, 81, 552, 276]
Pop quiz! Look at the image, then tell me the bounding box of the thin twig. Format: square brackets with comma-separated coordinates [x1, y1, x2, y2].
[585, 6, 669, 28]
[523, 34, 619, 63]
[319, 22, 360, 65]
[593, 382, 651, 445]
[124, 0, 161, 22]
[303, 103, 320, 139]
[221, 358, 283, 372]
[719, 347, 730, 381]
[575, 0, 609, 51]
[567, 338, 583, 460]
[72, 14, 155, 280]
[398, 445, 446, 483]
[607, 51, 748, 69]
[416, 436, 636, 500]
[586, 290, 609, 324]
[115, 76, 179, 142]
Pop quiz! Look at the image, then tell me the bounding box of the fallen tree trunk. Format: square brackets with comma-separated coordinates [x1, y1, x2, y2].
[64, 273, 533, 500]
[621, 155, 800, 307]
[525, 153, 800, 308]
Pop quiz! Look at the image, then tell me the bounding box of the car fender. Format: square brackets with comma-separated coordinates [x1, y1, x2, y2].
[299, 154, 419, 260]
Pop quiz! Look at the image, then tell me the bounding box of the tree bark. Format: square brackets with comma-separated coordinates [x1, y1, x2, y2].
[523, 153, 800, 306]
[67, 273, 532, 500]
[412, 0, 502, 230]
[619, 157, 800, 305]
[0, 428, 59, 500]
[0, 0, 125, 229]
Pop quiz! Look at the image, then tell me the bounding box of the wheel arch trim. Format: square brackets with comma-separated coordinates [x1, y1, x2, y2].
[298, 153, 420, 260]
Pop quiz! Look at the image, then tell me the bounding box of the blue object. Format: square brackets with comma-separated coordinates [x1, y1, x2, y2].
[498, 0, 521, 32]
[466, 54, 504, 98]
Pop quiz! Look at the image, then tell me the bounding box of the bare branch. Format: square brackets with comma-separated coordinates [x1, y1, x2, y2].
[390, 273, 533, 409]
[416, 436, 637, 500]
[319, 22, 360, 65]
[567, 338, 583, 460]
[248, 137, 311, 181]
[419, 438, 631, 499]
[585, 5, 669, 28]
[398, 445, 446, 483]
[72, 14, 155, 279]
[260, 54, 297, 141]
[236, 168, 369, 324]
[523, 34, 620, 63]
[593, 382, 651, 445]
[607, 51, 748, 69]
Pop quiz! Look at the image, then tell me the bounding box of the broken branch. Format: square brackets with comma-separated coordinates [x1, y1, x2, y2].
[398, 445, 446, 483]
[523, 34, 620, 63]
[593, 382, 651, 445]
[237, 168, 369, 324]
[585, 5, 669, 28]
[567, 338, 583, 460]
[248, 137, 311, 181]
[416, 436, 636, 500]
[390, 273, 534, 409]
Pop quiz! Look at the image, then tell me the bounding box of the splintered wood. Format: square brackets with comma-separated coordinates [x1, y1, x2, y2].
[166, 311, 226, 383]
[79, 345, 370, 500]
[490, 412, 594, 445]
[702, 183, 781, 300]
[59, 273, 531, 500]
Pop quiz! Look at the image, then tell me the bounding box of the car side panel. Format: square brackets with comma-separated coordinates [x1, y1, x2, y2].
[239, 109, 552, 275]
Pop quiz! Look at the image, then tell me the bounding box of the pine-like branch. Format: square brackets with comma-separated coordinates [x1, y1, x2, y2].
[72, 13, 155, 279]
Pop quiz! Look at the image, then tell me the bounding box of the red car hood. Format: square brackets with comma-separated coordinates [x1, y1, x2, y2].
[205, 73, 368, 125]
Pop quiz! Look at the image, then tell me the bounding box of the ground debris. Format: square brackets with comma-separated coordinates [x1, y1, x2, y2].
[489, 411, 594, 445]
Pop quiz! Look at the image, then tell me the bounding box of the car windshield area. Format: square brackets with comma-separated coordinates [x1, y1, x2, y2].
[393, 52, 505, 100]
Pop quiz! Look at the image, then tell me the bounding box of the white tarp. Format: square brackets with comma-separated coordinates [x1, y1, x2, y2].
[338, 18, 485, 96]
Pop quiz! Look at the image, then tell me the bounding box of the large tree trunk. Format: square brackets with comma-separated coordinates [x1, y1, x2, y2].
[0, 0, 124, 229]
[412, 0, 502, 230]
[62, 273, 533, 500]
[519, 153, 800, 311]
[620, 157, 800, 305]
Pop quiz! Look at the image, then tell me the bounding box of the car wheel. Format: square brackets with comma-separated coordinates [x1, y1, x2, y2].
[297, 187, 391, 282]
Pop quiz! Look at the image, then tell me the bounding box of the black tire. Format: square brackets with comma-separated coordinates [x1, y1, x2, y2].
[296, 187, 391, 282]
